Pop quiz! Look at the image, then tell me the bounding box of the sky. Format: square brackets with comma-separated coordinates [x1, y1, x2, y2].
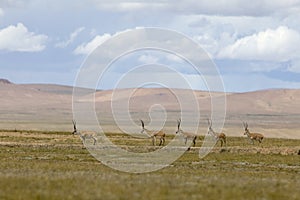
[0, 0, 300, 92]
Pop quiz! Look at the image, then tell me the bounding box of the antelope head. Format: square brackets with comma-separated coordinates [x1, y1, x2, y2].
[140, 119, 145, 134]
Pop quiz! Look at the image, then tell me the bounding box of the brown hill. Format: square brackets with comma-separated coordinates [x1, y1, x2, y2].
[0, 80, 299, 138]
[0, 81, 72, 130]
[227, 89, 300, 114]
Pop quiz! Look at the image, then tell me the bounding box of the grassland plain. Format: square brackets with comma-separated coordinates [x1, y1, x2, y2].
[0, 130, 299, 200]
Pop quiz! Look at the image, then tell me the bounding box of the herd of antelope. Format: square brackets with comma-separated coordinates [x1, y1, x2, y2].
[72, 118, 264, 149]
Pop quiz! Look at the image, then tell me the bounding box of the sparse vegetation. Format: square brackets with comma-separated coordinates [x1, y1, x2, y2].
[0, 130, 299, 200]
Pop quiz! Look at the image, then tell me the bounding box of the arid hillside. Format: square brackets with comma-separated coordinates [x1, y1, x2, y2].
[0, 79, 299, 138]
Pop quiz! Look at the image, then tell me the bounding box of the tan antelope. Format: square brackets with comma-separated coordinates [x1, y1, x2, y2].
[207, 119, 226, 147]
[72, 120, 97, 145]
[140, 120, 166, 146]
[176, 119, 197, 149]
[243, 122, 264, 144]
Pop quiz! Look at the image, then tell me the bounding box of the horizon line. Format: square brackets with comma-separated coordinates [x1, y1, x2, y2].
[1, 78, 299, 94]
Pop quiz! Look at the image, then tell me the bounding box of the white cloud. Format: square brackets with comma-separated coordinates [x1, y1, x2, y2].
[55, 27, 85, 48]
[166, 54, 185, 63]
[176, 15, 266, 55]
[73, 28, 143, 55]
[138, 54, 159, 64]
[73, 33, 111, 55]
[90, 1, 166, 12]
[89, 0, 300, 16]
[217, 26, 300, 61]
[0, 23, 48, 52]
[193, 34, 218, 56]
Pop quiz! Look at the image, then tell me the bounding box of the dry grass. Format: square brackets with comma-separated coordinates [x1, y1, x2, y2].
[0, 130, 299, 200]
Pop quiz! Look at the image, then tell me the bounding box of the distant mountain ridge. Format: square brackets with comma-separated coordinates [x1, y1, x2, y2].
[0, 79, 299, 138]
[0, 79, 299, 115]
[0, 79, 13, 84]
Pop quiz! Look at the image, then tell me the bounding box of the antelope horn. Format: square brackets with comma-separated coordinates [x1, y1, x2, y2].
[140, 120, 145, 129]
[72, 120, 76, 130]
[177, 119, 181, 129]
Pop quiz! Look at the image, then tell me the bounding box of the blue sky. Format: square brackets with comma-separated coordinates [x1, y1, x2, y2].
[0, 0, 300, 92]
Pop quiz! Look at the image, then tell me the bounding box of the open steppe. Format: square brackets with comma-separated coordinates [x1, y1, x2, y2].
[0, 79, 300, 199]
[0, 130, 299, 200]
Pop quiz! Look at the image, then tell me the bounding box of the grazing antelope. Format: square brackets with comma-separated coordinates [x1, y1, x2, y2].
[72, 120, 97, 145]
[243, 122, 264, 144]
[207, 119, 226, 147]
[176, 119, 197, 149]
[140, 120, 166, 146]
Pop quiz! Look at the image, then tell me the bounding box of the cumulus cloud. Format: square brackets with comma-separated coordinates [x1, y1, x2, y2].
[138, 54, 159, 64]
[55, 27, 85, 48]
[73, 33, 111, 55]
[0, 23, 48, 52]
[166, 54, 185, 63]
[73, 28, 143, 55]
[217, 26, 300, 61]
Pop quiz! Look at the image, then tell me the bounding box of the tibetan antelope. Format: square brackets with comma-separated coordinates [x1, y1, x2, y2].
[207, 119, 226, 147]
[140, 120, 166, 146]
[243, 122, 264, 144]
[72, 120, 97, 145]
[176, 119, 197, 149]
